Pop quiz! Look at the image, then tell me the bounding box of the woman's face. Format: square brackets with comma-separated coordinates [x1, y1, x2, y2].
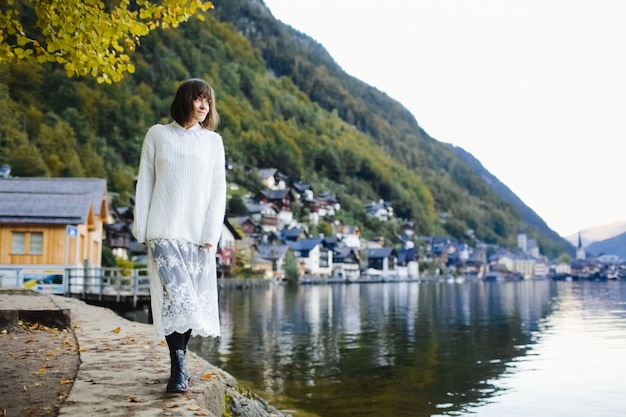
[187, 96, 210, 127]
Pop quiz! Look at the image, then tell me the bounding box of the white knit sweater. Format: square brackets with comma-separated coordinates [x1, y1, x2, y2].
[132, 122, 226, 247]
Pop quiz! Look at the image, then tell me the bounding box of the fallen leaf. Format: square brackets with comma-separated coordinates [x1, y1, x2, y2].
[46, 351, 54, 357]
[35, 368, 46, 375]
[193, 409, 210, 416]
[114, 327, 121, 333]
[127, 396, 143, 403]
[23, 386, 27, 391]
[201, 372, 215, 380]
[1, 329, 7, 335]
[60, 379, 73, 385]
[187, 404, 200, 411]
[166, 402, 180, 408]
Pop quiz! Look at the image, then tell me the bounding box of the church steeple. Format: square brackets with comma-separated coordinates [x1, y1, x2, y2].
[576, 232, 586, 260]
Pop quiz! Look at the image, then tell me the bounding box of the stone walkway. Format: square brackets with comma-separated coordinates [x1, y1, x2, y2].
[0, 289, 289, 417]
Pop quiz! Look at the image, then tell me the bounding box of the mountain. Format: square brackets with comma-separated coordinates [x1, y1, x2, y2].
[446, 143, 573, 255]
[211, 0, 572, 257]
[586, 231, 626, 259]
[562, 221, 626, 259]
[0, 0, 572, 258]
[565, 221, 626, 247]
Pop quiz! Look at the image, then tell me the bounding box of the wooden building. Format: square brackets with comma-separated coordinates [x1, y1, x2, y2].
[0, 177, 109, 269]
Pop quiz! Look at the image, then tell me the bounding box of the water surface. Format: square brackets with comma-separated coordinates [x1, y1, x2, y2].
[184, 280, 626, 416]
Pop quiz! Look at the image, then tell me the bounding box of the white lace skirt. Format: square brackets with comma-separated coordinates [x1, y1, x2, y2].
[147, 238, 220, 338]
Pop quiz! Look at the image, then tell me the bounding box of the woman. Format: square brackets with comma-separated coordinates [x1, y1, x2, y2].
[132, 78, 226, 393]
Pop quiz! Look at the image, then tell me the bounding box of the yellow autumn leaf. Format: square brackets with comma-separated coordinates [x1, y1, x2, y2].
[201, 372, 214, 380]
[60, 379, 73, 385]
[35, 368, 46, 375]
[114, 327, 121, 333]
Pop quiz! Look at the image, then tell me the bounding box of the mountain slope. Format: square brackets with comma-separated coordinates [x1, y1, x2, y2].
[212, 0, 572, 257]
[586, 231, 626, 259]
[0, 0, 571, 258]
[446, 143, 574, 255]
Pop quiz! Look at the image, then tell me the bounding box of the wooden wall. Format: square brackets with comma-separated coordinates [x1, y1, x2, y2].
[0, 221, 103, 267]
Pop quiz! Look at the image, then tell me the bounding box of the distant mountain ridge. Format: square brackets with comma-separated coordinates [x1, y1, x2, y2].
[565, 221, 626, 246]
[565, 222, 626, 259]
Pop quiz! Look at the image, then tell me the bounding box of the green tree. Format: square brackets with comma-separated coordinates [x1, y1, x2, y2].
[226, 195, 248, 217]
[283, 250, 299, 284]
[0, 0, 214, 83]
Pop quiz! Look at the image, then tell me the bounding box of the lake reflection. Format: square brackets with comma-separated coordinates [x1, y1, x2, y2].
[185, 280, 626, 417]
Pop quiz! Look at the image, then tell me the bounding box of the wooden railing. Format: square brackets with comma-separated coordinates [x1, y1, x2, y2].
[0, 266, 149, 307]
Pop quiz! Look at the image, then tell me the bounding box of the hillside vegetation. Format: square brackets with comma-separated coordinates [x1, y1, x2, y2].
[0, 0, 571, 257]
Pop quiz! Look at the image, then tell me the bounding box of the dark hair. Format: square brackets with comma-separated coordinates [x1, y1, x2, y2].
[170, 78, 220, 130]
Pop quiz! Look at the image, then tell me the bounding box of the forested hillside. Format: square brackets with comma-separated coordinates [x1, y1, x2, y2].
[0, 0, 571, 257]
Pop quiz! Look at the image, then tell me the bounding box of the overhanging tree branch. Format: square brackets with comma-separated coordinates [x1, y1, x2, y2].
[0, 0, 213, 83]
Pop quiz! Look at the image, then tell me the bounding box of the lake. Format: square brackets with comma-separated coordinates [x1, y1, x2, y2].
[158, 279, 626, 416]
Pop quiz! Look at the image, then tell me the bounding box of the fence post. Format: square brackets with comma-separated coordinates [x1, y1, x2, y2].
[132, 269, 138, 308]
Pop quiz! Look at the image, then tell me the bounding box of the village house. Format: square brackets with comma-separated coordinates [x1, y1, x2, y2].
[336, 224, 361, 249]
[281, 226, 308, 242]
[217, 218, 242, 278]
[286, 237, 332, 277]
[254, 188, 295, 229]
[332, 247, 360, 281]
[244, 201, 279, 233]
[230, 216, 262, 239]
[257, 168, 286, 190]
[363, 247, 396, 275]
[254, 244, 290, 279]
[396, 246, 419, 279]
[365, 199, 393, 222]
[103, 203, 134, 260]
[0, 177, 109, 292]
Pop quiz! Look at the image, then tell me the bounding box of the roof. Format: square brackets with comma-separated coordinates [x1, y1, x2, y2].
[259, 189, 292, 200]
[256, 245, 289, 260]
[363, 247, 394, 258]
[257, 168, 277, 179]
[244, 202, 278, 214]
[334, 247, 359, 257]
[281, 227, 305, 239]
[287, 238, 324, 251]
[0, 177, 108, 225]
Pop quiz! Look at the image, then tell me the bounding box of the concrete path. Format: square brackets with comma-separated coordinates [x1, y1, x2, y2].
[0, 289, 289, 417]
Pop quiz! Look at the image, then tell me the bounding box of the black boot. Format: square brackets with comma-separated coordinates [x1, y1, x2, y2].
[183, 329, 192, 383]
[165, 332, 188, 393]
[166, 348, 187, 393]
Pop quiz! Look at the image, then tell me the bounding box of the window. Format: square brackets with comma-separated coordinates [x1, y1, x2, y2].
[12, 232, 25, 254]
[11, 231, 43, 255]
[30, 232, 43, 254]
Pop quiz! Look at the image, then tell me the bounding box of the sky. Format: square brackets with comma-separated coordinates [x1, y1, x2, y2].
[262, 0, 626, 238]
